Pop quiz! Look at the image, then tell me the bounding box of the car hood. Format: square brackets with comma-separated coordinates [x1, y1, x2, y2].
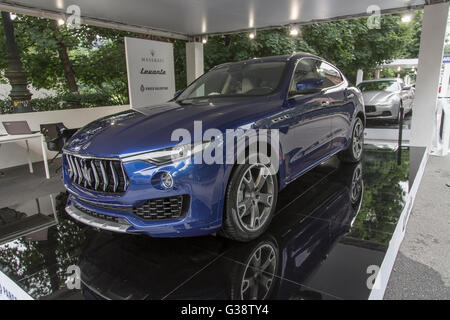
[361, 91, 397, 105]
[64, 98, 277, 158]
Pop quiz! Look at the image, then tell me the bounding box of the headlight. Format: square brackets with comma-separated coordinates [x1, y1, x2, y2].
[122, 141, 211, 165]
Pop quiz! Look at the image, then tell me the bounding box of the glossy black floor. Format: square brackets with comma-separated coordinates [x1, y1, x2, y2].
[0, 145, 425, 300]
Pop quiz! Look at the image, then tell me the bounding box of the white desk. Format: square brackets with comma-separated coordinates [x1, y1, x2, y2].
[0, 133, 50, 179]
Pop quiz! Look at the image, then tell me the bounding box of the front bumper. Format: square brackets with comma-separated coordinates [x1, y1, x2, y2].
[66, 202, 131, 233]
[63, 155, 230, 237]
[365, 104, 398, 120]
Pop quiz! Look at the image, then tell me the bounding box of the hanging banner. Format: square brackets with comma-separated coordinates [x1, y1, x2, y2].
[125, 37, 175, 108]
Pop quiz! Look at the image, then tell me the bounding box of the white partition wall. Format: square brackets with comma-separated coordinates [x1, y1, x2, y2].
[186, 42, 204, 85]
[0, 105, 129, 169]
[410, 2, 449, 148]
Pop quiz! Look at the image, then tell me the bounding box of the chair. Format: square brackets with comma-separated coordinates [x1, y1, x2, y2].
[40, 123, 78, 173]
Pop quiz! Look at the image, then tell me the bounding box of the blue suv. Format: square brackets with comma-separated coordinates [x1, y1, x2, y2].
[63, 53, 365, 242]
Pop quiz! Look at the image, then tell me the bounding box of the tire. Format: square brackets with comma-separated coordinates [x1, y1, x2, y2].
[338, 117, 364, 163]
[221, 160, 279, 242]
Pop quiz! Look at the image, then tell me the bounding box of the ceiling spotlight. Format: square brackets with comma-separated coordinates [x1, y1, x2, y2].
[57, 18, 65, 26]
[401, 13, 413, 23]
[10, 13, 17, 21]
[202, 36, 208, 44]
[289, 26, 299, 37]
[249, 32, 256, 39]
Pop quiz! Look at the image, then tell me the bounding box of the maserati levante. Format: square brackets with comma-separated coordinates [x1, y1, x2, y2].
[62, 53, 365, 241]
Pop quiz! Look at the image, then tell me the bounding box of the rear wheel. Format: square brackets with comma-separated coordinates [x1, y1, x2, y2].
[221, 161, 278, 242]
[338, 117, 364, 163]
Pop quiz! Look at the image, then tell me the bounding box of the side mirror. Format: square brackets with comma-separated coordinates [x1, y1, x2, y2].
[402, 86, 411, 91]
[292, 78, 323, 95]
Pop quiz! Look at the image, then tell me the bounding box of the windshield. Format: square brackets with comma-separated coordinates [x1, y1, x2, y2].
[357, 81, 400, 92]
[177, 61, 287, 101]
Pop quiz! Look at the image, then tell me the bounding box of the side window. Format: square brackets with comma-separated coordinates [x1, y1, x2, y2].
[317, 62, 344, 88]
[290, 58, 321, 92]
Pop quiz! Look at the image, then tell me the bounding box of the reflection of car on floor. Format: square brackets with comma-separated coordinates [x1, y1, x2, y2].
[62, 53, 365, 242]
[79, 162, 363, 300]
[357, 78, 414, 122]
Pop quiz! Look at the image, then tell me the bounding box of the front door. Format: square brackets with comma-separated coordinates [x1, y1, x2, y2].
[284, 58, 334, 181]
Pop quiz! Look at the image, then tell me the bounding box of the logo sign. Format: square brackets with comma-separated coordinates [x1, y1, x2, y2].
[125, 37, 175, 107]
[0, 271, 33, 300]
[443, 55, 450, 64]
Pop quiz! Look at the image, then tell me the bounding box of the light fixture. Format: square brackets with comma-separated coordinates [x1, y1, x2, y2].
[121, 141, 212, 164]
[397, 66, 402, 72]
[289, 25, 299, 37]
[10, 13, 17, 21]
[401, 13, 413, 23]
[249, 31, 256, 39]
[57, 18, 65, 26]
[202, 35, 208, 44]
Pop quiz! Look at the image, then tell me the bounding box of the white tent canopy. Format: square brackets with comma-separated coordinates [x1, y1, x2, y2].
[0, 0, 429, 39]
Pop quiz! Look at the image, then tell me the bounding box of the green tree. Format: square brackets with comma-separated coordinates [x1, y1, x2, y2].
[0, 12, 425, 107]
[302, 13, 422, 83]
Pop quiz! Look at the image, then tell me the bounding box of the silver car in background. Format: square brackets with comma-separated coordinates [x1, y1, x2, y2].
[357, 78, 414, 122]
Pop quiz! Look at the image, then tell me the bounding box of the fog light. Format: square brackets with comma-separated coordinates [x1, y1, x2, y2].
[161, 172, 173, 189]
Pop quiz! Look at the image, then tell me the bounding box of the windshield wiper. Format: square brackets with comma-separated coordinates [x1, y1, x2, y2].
[178, 98, 211, 106]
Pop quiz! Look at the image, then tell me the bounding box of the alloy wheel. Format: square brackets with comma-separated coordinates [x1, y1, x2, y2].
[236, 164, 275, 232]
[351, 164, 363, 204]
[352, 119, 364, 160]
[240, 243, 277, 300]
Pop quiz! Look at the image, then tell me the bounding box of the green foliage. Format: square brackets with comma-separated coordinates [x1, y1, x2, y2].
[0, 92, 116, 114]
[302, 13, 422, 83]
[0, 15, 134, 104]
[445, 44, 450, 55]
[174, 39, 187, 90]
[400, 11, 423, 59]
[203, 29, 314, 71]
[0, 11, 424, 112]
[0, 192, 89, 298]
[352, 147, 410, 237]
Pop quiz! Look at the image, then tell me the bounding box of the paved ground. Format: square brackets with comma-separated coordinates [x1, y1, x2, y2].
[385, 154, 450, 299]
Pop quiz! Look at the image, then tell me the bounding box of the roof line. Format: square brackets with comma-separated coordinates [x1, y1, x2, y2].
[0, 1, 427, 40]
[191, 4, 425, 38]
[0, 2, 189, 40]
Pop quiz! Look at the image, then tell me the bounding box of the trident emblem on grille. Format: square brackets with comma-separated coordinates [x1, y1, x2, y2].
[80, 160, 93, 187]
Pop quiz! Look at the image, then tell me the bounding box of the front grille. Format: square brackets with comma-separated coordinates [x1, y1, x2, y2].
[365, 105, 376, 113]
[65, 154, 129, 193]
[73, 202, 119, 223]
[132, 195, 189, 220]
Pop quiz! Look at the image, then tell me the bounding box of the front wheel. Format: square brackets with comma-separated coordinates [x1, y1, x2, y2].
[338, 117, 364, 163]
[221, 162, 278, 242]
